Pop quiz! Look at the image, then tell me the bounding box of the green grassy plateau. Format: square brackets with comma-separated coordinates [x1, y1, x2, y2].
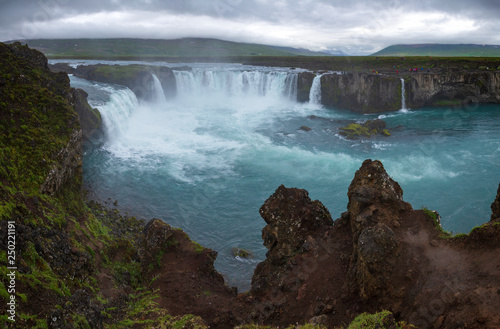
[372, 44, 500, 57]
[10, 38, 330, 59]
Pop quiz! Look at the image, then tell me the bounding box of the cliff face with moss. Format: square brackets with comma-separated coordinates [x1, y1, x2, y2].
[0, 42, 211, 329]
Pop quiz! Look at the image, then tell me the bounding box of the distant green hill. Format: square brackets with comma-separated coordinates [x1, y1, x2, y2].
[8, 38, 330, 59]
[372, 44, 500, 57]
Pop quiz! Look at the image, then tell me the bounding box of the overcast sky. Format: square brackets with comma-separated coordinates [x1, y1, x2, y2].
[1, 0, 499, 54]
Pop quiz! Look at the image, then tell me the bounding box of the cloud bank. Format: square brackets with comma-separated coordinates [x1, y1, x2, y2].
[1, 0, 499, 54]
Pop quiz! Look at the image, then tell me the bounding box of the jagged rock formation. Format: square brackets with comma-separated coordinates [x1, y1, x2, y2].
[346, 160, 411, 300]
[492, 183, 500, 221]
[252, 185, 333, 294]
[248, 160, 500, 329]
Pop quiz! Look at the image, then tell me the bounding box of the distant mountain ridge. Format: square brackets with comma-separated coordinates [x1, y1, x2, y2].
[372, 44, 500, 57]
[7, 37, 332, 58]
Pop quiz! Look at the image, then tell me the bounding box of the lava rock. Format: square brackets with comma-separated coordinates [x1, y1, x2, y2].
[491, 183, 500, 222]
[231, 247, 254, 258]
[356, 223, 399, 299]
[259, 185, 333, 263]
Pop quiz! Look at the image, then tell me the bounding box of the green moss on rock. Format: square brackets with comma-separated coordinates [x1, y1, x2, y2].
[339, 119, 391, 140]
[348, 310, 416, 328]
[231, 247, 254, 258]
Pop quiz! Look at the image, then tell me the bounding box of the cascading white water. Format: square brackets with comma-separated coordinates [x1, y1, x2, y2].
[99, 86, 139, 137]
[173, 69, 298, 100]
[309, 74, 323, 105]
[400, 78, 407, 110]
[151, 73, 167, 104]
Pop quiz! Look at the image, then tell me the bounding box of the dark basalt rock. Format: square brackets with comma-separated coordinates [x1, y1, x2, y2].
[252, 185, 333, 295]
[71, 88, 102, 141]
[356, 223, 399, 299]
[320, 73, 402, 113]
[49, 62, 75, 74]
[9, 41, 49, 70]
[491, 183, 500, 222]
[347, 159, 408, 236]
[259, 185, 333, 262]
[346, 159, 410, 300]
[231, 247, 254, 258]
[297, 71, 315, 102]
[140, 218, 175, 269]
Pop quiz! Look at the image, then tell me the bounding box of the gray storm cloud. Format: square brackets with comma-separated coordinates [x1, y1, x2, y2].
[0, 0, 498, 54]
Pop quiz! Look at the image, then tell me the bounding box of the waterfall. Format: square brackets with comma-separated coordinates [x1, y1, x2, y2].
[400, 78, 407, 110]
[99, 87, 139, 138]
[173, 70, 298, 100]
[309, 74, 323, 105]
[151, 73, 167, 104]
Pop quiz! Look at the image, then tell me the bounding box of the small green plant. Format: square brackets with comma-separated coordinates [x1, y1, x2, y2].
[422, 207, 450, 237]
[421, 207, 437, 221]
[348, 310, 415, 329]
[192, 241, 205, 254]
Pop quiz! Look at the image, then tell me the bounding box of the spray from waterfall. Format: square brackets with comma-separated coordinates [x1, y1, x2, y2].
[151, 73, 167, 104]
[309, 74, 323, 105]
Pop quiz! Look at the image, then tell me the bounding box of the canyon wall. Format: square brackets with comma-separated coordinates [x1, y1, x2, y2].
[406, 71, 500, 108]
[308, 71, 500, 113]
[319, 72, 402, 113]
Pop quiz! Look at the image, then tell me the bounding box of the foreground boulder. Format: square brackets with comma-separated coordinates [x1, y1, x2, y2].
[259, 185, 333, 264]
[252, 185, 334, 296]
